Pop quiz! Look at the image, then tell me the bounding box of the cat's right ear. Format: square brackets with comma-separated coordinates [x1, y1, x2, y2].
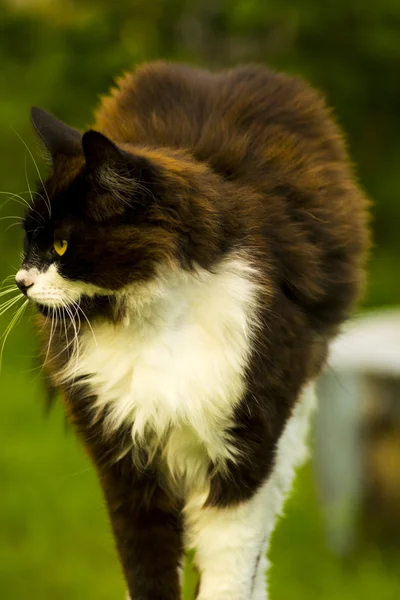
[30, 107, 82, 159]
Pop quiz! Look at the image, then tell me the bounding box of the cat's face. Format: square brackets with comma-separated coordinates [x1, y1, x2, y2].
[15, 108, 226, 318]
[16, 150, 171, 312]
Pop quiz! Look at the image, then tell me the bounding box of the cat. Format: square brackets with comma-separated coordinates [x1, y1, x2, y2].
[14, 62, 369, 599]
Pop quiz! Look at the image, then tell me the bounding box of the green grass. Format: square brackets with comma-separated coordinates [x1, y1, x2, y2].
[0, 315, 399, 599]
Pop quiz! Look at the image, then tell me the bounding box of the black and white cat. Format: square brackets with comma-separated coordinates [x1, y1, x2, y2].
[14, 62, 369, 599]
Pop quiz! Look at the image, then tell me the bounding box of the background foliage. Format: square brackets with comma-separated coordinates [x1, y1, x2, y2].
[0, 1, 399, 598]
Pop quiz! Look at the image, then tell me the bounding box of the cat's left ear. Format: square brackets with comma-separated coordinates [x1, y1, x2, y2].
[31, 107, 82, 158]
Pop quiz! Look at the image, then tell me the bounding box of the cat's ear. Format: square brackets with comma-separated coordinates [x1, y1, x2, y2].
[82, 130, 127, 174]
[30, 107, 82, 158]
[82, 130, 157, 221]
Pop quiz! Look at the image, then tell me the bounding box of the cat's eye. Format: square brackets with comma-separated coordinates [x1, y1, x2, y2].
[54, 239, 68, 256]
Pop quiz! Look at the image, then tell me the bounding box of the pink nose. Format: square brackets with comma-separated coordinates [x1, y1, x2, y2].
[15, 270, 36, 295]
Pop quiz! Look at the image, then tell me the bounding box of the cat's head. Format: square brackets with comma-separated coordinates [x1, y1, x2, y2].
[16, 108, 227, 318]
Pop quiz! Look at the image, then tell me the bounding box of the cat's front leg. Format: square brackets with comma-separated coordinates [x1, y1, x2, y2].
[185, 383, 316, 600]
[66, 388, 184, 599]
[185, 479, 274, 600]
[251, 553, 269, 600]
[99, 458, 184, 600]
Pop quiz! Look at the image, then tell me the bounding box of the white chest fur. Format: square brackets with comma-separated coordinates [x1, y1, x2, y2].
[62, 257, 261, 491]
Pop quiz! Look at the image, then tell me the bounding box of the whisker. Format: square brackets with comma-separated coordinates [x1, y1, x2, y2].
[0, 291, 21, 305]
[10, 189, 49, 203]
[66, 295, 98, 348]
[24, 153, 34, 209]
[10, 126, 52, 218]
[0, 295, 24, 316]
[0, 283, 17, 289]
[43, 306, 57, 368]
[31, 311, 59, 381]
[0, 199, 24, 214]
[17, 189, 50, 207]
[0, 191, 46, 225]
[40, 304, 77, 370]
[0, 286, 18, 297]
[60, 302, 72, 359]
[0, 190, 31, 210]
[0, 215, 22, 222]
[43, 306, 75, 366]
[63, 308, 73, 364]
[63, 302, 81, 382]
[0, 298, 29, 374]
[6, 222, 24, 232]
[0, 275, 17, 288]
[0, 299, 27, 338]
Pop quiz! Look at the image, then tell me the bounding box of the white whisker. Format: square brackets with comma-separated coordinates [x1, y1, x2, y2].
[0, 191, 46, 225]
[63, 302, 81, 382]
[10, 127, 52, 218]
[42, 301, 80, 370]
[0, 294, 24, 316]
[0, 275, 17, 289]
[0, 215, 22, 222]
[43, 306, 56, 368]
[61, 302, 70, 357]
[66, 295, 98, 348]
[0, 191, 31, 211]
[24, 153, 34, 209]
[6, 222, 23, 232]
[0, 286, 18, 298]
[0, 298, 29, 374]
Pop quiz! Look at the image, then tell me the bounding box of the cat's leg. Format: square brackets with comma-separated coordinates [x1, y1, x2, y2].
[185, 480, 275, 600]
[186, 382, 316, 600]
[65, 389, 184, 600]
[100, 458, 183, 600]
[251, 552, 269, 600]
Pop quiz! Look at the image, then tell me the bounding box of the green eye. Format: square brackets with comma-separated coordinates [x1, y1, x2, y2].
[54, 239, 68, 256]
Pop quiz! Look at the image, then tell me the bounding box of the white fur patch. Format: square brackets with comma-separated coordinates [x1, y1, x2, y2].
[184, 382, 316, 600]
[61, 255, 261, 492]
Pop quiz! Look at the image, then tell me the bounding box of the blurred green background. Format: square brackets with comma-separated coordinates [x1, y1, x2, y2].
[0, 0, 399, 598]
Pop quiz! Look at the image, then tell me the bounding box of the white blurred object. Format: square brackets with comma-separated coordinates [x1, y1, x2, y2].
[327, 310, 400, 375]
[314, 309, 400, 555]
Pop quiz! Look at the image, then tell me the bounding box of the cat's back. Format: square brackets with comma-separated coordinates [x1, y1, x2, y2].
[94, 62, 369, 333]
[94, 62, 344, 176]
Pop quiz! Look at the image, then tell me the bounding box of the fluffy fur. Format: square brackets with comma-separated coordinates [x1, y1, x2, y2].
[60, 256, 261, 489]
[15, 62, 370, 599]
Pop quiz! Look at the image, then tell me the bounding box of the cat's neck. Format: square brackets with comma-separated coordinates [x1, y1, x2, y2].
[108, 254, 260, 333]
